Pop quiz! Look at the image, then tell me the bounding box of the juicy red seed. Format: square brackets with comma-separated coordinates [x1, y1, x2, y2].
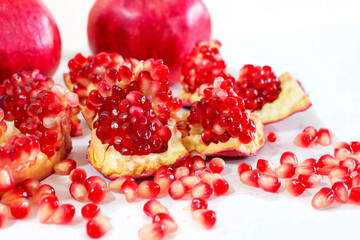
[339, 158, 357, 171]
[331, 182, 349, 203]
[316, 128, 332, 146]
[38, 195, 59, 223]
[240, 170, 260, 187]
[256, 159, 275, 174]
[168, 180, 186, 200]
[258, 174, 281, 193]
[353, 174, 360, 188]
[88, 183, 107, 204]
[153, 171, 175, 193]
[173, 166, 190, 179]
[0, 203, 8, 228]
[294, 132, 313, 148]
[285, 179, 306, 197]
[0, 166, 15, 192]
[317, 154, 338, 168]
[179, 176, 200, 191]
[52, 204, 75, 224]
[22, 178, 40, 197]
[299, 158, 317, 167]
[10, 198, 31, 219]
[192, 209, 217, 229]
[312, 187, 335, 210]
[302, 126, 317, 139]
[298, 174, 322, 188]
[280, 151, 298, 166]
[191, 198, 208, 211]
[1, 188, 28, 205]
[143, 199, 169, 218]
[350, 141, 360, 153]
[70, 168, 87, 183]
[33, 184, 55, 204]
[82, 203, 101, 220]
[84, 176, 107, 190]
[237, 162, 252, 176]
[109, 176, 135, 193]
[87, 216, 112, 239]
[54, 158, 77, 175]
[334, 147, 351, 161]
[152, 213, 178, 235]
[349, 187, 360, 205]
[209, 157, 225, 174]
[211, 174, 229, 195]
[267, 131, 277, 142]
[191, 156, 206, 171]
[328, 166, 351, 179]
[70, 182, 88, 202]
[138, 223, 166, 240]
[121, 180, 138, 203]
[295, 166, 316, 176]
[138, 181, 160, 199]
[191, 182, 213, 199]
[330, 174, 353, 189]
[275, 163, 295, 178]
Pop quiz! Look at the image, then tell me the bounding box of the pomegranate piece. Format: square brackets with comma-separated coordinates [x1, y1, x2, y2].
[312, 187, 335, 210]
[331, 182, 349, 203]
[275, 163, 296, 178]
[285, 179, 306, 197]
[298, 174, 322, 188]
[88, 183, 107, 204]
[38, 195, 59, 223]
[138, 223, 166, 240]
[70, 169, 87, 183]
[258, 174, 281, 193]
[138, 181, 160, 199]
[192, 209, 216, 229]
[317, 154, 338, 168]
[240, 170, 260, 187]
[22, 178, 40, 197]
[82, 203, 101, 220]
[316, 128, 333, 146]
[109, 176, 135, 193]
[10, 198, 31, 219]
[209, 157, 225, 174]
[179, 176, 200, 191]
[87, 216, 112, 239]
[54, 158, 77, 175]
[191, 182, 213, 200]
[1, 188, 28, 205]
[237, 162, 252, 175]
[191, 198, 208, 211]
[168, 180, 186, 200]
[256, 159, 275, 174]
[0, 166, 15, 192]
[51, 204, 75, 224]
[70, 182, 88, 202]
[143, 199, 169, 218]
[173, 166, 190, 179]
[294, 132, 313, 148]
[33, 184, 56, 204]
[0, 203, 8, 228]
[280, 151, 298, 166]
[267, 131, 278, 142]
[211, 174, 229, 195]
[153, 213, 178, 235]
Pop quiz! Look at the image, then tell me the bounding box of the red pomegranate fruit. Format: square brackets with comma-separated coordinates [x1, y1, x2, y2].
[0, 0, 61, 82]
[87, 0, 211, 84]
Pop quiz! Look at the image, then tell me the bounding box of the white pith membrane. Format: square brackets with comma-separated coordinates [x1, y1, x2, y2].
[179, 72, 312, 124]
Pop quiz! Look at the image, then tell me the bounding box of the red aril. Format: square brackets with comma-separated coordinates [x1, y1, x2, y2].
[302, 126, 317, 139]
[317, 165, 336, 176]
[256, 159, 275, 174]
[143, 199, 169, 218]
[339, 158, 357, 172]
[196, 171, 213, 186]
[285, 179, 306, 197]
[211, 174, 229, 195]
[316, 128, 332, 146]
[87, 216, 112, 238]
[237, 162, 252, 176]
[1, 188, 28, 205]
[299, 158, 317, 168]
[191, 182, 213, 199]
[10, 198, 31, 219]
[51, 204, 75, 224]
[330, 174, 353, 189]
[138, 223, 166, 240]
[209, 158, 225, 174]
[138, 181, 160, 199]
[153, 213, 178, 235]
[70, 169, 87, 183]
[69, 182, 88, 202]
[22, 178, 40, 197]
[353, 174, 360, 188]
[312, 187, 335, 210]
[33, 184, 56, 204]
[317, 154, 338, 168]
[0, 166, 14, 192]
[295, 165, 316, 176]
[294, 132, 313, 148]
[349, 187, 360, 205]
[280, 151, 298, 166]
[331, 182, 349, 203]
[88, 183, 107, 204]
[174, 167, 191, 179]
[298, 174, 322, 188]
[0, 203, 8, 228]
[191, 198, 208, 211]
[267, 131, 277, 142]
[240, 170, 260, 187]
[328, 166, 351, 179]
[258, 174, 281, 193]
[275, 163, 296, 178]
[38, 195, 59, 223]
[179, 176, 200, 191]
[191, 156, 206, 171]
[54, 158, 77, 175]
[350, 141, 360, 153]
[192, 209, 216, 229]
[82, 203, 101, 220]
[109, 176, 135, 193]
[168, 180, 186, 200]
[154, 170, 175, 193]
[85, 176, 107, 190]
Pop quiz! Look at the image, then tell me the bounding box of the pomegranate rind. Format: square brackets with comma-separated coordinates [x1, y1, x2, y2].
[182, 113, 265, 157]
[87, 119, 188, 179]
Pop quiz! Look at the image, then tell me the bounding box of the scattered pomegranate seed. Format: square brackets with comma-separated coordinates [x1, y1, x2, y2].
[70, 182, 88, 202]
[153, 213, 178, 234]
[237, 162, 252, 176]
[153, 169, 175, 193]
[0, 166, 15, 192]
[10, 198, 31, 219]
[54, 158, 77, 175]
[267, 131, 277, 142]
[138, 223, 166, 240]
[0, 203, 8, 228]
[138, 181, 160, 199]
[312, 187, 335, 210]
[1, 188, 28, 205]
[349, 187, 360, 205]
[191, 182, 213, 200]
[191, 156, 206, 171]
[173, 166, 190, 179]
[299, 158, 317, 167]
[317, 154, 338, 168]
[280, 151, 298, 166]
[168, 180, 186, 200]
[194, 167, 211, 177]
[191, 198, 208, 211]
[87, 216, 112, 238]
[211, 174, 229, 195]
[317, 165, 336, 176]
[330, 174, 353, 189]
[316, 128, 332, 146]
[350, 141, 360, 153]
[328, 166, 351, 179]
[121, 180, 138, 203]
[331, 182, 349, 203]
[33, 184, 56, 204]
[85, 176, 107, 190]
[88, 183, 107, 204]
[275, 163, 295, 178]
[22, 178, 40, 197]
[192, 209, 216, 229]
[143, 199, 169, 218]
[209, 157, 225, 174]
[108, 175, 134, 193]
[294, 132, 313, 148]
[240, 170, 260, 187]
[352, 174, 360, 188]
[258, 174, 281, 193]
[334, 145, 351, 161]
[196, 171, 213, 186]
[298, 174, 322, 188]
[51, 204, 75, 224]
[256, 159, 275, 174]
[70, 168, 87, 183]
[38, 195, 59, 223]
[179, 175, 200, 191]
[339, 158, 357, 172]
[302, 126, 317, 139]
[285, 179, 306, 197]
[295, 165, 316, 176]
[82, 203, 101, 220]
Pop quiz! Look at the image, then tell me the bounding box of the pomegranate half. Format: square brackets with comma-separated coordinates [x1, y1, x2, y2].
[87, 0, 211, 84]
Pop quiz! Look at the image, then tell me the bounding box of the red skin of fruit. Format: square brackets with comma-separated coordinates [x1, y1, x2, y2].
[87, 0, 211, 83]
[0, 0, 61, 82]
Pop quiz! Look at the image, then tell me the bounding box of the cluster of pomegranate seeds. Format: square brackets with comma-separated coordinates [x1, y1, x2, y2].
[294, 126, 334, 148]
[187, 77, 256, 145]
[181, 40, 234, 93]
[234, 64, 281, 111]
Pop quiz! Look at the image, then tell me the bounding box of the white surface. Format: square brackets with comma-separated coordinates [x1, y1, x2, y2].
[2, 0, 360, 239]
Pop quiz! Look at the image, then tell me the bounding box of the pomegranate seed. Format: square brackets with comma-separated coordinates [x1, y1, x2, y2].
[312, 187, 335, 210]
[153, 213, 178, 234]
[138, 181, 160, 199]
[22, 178, 40, 197]
[196, 171, 213, 186]
[1, 188, 28, 205]
[209, 158, 225, 174]
[317, 154, 338, 168]
[267, 131, 277, 142]
[70, 182, 88, 202]
[179, 175, 200, 191]
[0, 166, 14, 192]
[121, 180, 138, 203]
[84, 176, 107, 190]
[191, 182, 213, 199]
[189, 150, 206, 160]
[303, 126, 317, 139]
[138, 223, 166, 240]
[299, 158, 317, 167]
[280, 151, 298, 166]
[168, 180, 186, 200]
[294, 132, 313, 148]
[108, 175, 134, 193]
[38, 195, 59, 223]
[351, 141, 360, 153]
[82, 203, 101, 220]
[316, 128, 332, 146]
[192, 209, 216, 229]
[51, 204, 75, 224]
[10, 198, 31, 219]
[353, 174, 360, 188]
[173, 166, 190, 179]
[211, 174, 229, 195]
[317, 165, 336, 176]
[153, 171, 175, 193]
[70, 168, 87, 183]
[88, 183, 107, 204]
[339, 158, 356, 172]
[0, 203, 8, 228]
[240, 170, 260, 187]
[295, 166, 316, 176]
[87, 216, 112, 238]
[256, 159, 275, 174]
[54, 158, 77, 175]
[33, 184, 55, 204]
[258, 174, 281, 193]
[275, 163, 295, 178]
[330, 174, 353, 189]
[237, 162, 252, 176]
[334, 147, 351, 161]
[328, 166, 351, 179]
[194, 167, 211, 176]
[331, 182, 349, 203]
[298, 174, 322, 188]
[349, 187, 360, 205]
[143, 199, 169, 218]
[285, 179, 306, 197]
[191, 156, 206, 171]
[191, 198, 208, 211]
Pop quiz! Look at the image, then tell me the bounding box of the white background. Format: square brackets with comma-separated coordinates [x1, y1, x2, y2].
[2, 1, 360, 239]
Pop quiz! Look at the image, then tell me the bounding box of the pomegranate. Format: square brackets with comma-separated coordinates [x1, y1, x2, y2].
[87, 0, 211, 84]
[0, 0, 61, 82]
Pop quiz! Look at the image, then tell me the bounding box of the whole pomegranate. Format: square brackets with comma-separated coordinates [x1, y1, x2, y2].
[0, 0, 61, 82]
[87, 0, 211, 83]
